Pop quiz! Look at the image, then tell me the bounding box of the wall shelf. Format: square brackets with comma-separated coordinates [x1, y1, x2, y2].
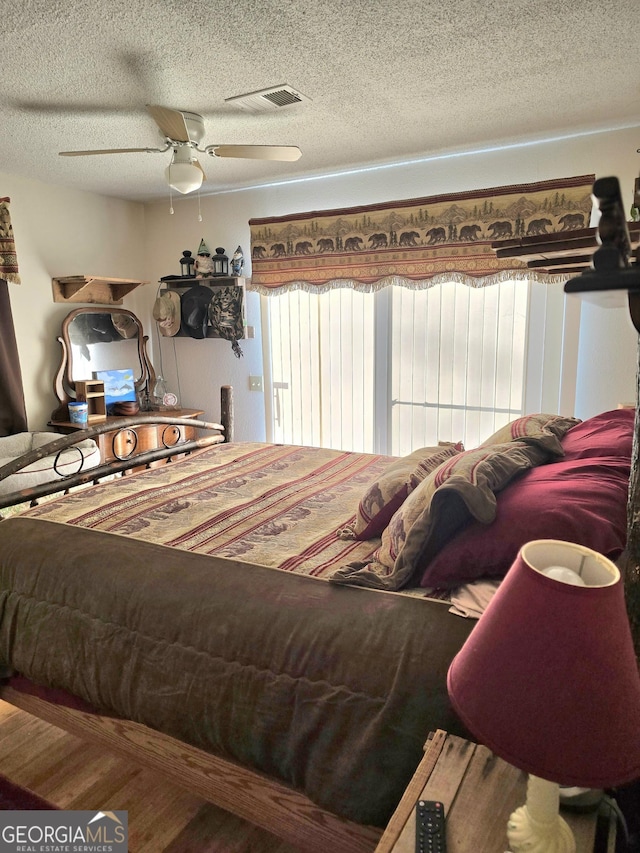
[52, 275, 149, 305]
[158, 276, 248, 340]
[160, 275, 242, 290]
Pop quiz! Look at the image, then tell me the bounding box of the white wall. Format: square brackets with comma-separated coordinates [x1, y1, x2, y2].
[143, 125, 640, 436]
[2, 170, 146, 430]
[5, 124, 639, 437]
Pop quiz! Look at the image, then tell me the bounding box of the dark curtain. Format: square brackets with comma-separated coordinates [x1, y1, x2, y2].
[0, 279, 27, 435]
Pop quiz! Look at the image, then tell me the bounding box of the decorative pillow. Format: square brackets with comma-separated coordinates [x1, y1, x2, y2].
[341, 443, 462, 540]
[420, 456, 631, 590]
[481, 413, 581, 455]
[560, 408, 634, 461]
[331, 435, 563, 591]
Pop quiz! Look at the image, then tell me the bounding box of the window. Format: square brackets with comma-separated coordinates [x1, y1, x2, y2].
[263, 278, 568, 454]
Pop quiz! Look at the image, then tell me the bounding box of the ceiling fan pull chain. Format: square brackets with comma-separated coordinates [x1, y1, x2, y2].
[169, 183, 174, 215]
[197, 187, 203, 222]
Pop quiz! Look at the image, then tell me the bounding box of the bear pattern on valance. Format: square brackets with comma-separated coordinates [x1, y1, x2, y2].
[248, 174, 595, 292]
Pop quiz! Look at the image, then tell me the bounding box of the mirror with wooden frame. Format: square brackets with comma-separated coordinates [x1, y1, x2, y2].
[52, 308, 155, 420]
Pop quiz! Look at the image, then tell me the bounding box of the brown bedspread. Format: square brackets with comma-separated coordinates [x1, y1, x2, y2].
[0, 516, 474, 827]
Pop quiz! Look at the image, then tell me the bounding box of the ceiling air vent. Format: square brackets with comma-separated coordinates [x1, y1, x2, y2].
[225, 85, 311, 113]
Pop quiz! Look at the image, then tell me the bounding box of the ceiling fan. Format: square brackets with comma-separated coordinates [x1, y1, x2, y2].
[59, 104, 302, 194]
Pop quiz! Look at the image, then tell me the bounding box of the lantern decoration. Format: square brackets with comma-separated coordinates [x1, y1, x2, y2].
[212, 247, 229, 276]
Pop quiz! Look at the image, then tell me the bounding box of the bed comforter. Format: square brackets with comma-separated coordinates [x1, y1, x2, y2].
[0, 517, 472, 826]
[18, 441, 394, 578]
[0, 442, 475, 826]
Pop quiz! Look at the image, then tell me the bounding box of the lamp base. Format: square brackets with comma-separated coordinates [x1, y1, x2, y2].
[507, 776, 576, 853]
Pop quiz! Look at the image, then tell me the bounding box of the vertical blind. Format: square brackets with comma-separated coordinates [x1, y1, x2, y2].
[255, 175, 593, 454]
[265, 278, 530, 454]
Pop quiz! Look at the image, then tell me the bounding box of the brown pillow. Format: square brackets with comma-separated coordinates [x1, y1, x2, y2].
[481, 413, 580, 454]
[340, 443, 462, 540]
[331, 430, 575, 591]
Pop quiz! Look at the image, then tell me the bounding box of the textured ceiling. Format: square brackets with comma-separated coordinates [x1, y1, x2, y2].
[1, 0, 639, 202]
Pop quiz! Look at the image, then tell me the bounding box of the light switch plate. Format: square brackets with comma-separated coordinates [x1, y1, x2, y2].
[249, 375, 263, 392]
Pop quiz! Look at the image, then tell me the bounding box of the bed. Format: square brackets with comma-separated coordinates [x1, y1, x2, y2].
[0, 400, 633, 852]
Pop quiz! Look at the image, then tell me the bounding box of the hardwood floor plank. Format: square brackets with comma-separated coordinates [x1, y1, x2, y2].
[0, 701, 308, 852]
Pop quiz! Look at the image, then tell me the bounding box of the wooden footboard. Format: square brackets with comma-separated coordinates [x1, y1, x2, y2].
[0, 385, 234, 511]
[0, 686, 381, 853]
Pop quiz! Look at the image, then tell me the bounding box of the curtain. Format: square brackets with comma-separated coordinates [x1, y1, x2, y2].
[249, 175, 595, 293]
[0, 281, 27, 435]
[0, 197, 26, 435]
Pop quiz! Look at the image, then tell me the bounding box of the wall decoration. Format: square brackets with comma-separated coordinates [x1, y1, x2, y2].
[0, 198, 20, 284]
[248, 174, 595, 292]
[195, 239, 215, 278]
[231, 245, 244, 276]
[180, 250, 195, 278]
[94, 368, 137, 413]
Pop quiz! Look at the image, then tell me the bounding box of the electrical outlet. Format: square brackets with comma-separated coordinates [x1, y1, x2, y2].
[249, 375, 263, 392]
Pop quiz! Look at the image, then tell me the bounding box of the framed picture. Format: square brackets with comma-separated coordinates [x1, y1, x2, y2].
[94, 368, 137, 414]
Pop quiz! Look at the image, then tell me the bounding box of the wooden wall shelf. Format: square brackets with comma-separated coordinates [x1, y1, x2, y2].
[52, 275, 149, 305]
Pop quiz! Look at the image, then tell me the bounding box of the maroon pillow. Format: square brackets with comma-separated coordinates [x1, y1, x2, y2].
[561, 408, 634, 461]
[419, 456, 630, 590]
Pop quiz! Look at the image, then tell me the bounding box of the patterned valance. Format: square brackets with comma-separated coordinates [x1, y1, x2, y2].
[0, 198, 20, 284]
[248, 174, 595, 293]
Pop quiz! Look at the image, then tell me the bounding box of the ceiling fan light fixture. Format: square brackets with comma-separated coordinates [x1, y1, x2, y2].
[165, 147, 203, 194]
[165, 161, 203, 194]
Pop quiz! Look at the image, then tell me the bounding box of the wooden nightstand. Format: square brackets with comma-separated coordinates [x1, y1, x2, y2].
[375, 731, 616, 853]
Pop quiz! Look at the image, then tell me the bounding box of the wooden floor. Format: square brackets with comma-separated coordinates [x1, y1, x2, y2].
[0, 700, 306, 852]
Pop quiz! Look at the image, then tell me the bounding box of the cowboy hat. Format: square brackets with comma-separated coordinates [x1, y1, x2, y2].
[153, 291, 181, 337]
[111, 312, 139, 339]
[181, 285, 213, 339]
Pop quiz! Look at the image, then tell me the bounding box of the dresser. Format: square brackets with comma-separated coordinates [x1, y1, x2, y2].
[49, 408, 205, 469]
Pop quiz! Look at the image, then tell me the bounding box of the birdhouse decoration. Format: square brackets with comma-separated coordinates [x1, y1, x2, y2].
[194, 239, 215, 278]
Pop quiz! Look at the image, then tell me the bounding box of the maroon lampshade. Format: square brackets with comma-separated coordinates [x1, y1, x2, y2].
[447, 540, 640, 788]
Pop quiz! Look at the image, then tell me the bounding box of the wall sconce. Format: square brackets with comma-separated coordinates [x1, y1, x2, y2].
[448, 539, 640, 853]
[212, 247, 229, 276]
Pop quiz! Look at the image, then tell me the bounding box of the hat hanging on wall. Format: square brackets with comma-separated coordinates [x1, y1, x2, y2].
[208, 285, 244, 357]
[152, 291, 181, 337]
[181, 285, 213, 339]
[111, 313, 138, 339]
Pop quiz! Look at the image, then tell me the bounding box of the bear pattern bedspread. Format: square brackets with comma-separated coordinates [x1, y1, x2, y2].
[19, 442, 396, 579]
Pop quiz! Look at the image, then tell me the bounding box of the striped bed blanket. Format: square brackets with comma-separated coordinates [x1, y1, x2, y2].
[21, 441, 398, 581]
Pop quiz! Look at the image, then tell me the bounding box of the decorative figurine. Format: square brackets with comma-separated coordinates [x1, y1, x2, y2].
[230, 245, 244, 276]
[180, 250, 195, 277]
[194, 239, 215, 278]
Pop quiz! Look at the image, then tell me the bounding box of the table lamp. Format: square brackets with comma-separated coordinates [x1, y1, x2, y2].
[447, 539, 640, 853]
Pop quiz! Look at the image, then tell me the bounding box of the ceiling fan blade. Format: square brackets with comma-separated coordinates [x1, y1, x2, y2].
[59, 147, 165, 156]
[147, 104, 190, 142]
[207, 144, 302, 162]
